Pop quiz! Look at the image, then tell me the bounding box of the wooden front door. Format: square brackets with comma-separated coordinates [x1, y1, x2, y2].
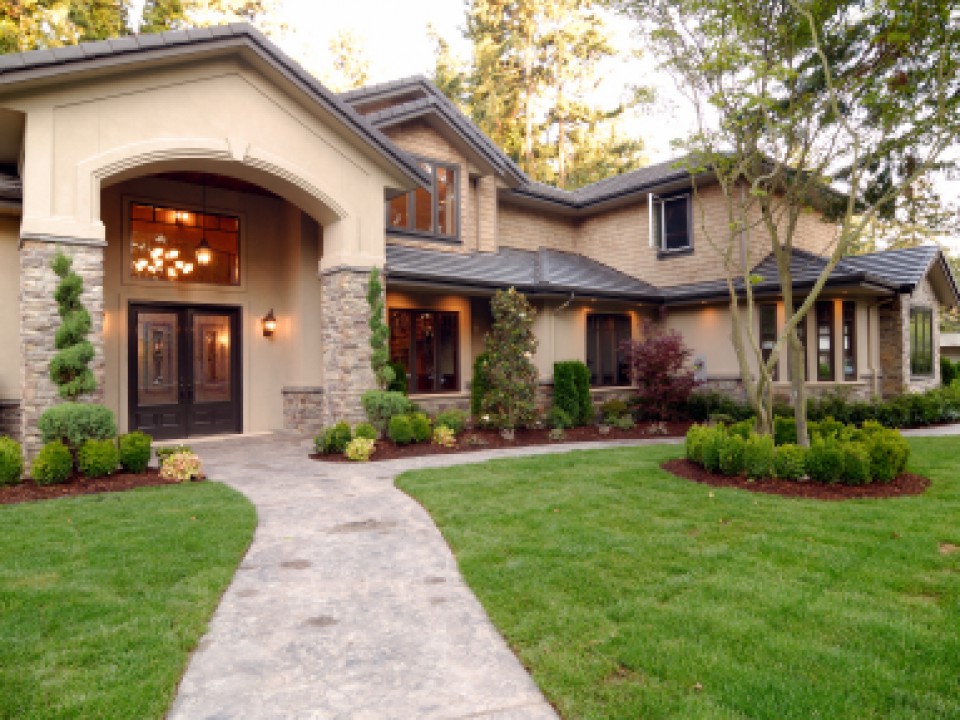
[129, 304, 242, 440]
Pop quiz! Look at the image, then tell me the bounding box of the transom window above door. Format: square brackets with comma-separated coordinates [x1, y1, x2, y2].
[386, 160, 459, 241]
[130, 202, 240, 285]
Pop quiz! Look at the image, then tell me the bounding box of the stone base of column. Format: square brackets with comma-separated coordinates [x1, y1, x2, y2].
[0, 400, 21, 443]
[20, 240, 105, 458]
[319, 268, 376, 426]
[282, 386, 325, 435]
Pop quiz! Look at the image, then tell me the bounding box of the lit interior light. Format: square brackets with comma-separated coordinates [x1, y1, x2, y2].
[195, 239, 212, 266]
[174, 260, 184, 270]
[183, 262, 194, 274]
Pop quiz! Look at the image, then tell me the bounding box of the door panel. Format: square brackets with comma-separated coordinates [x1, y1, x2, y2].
[129, 305, 241, 440]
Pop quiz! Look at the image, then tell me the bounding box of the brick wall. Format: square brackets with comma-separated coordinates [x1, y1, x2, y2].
[0, 400, 20, 443]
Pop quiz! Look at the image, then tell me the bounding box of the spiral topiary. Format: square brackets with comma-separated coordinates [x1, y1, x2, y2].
[49, 251, 96, 399]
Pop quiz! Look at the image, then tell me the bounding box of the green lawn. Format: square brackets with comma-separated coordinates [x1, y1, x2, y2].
[0, 482, 256, 720]
[397, 437, 960, 720]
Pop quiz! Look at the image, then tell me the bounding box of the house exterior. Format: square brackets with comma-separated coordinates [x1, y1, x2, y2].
[0, 25, 956, 456]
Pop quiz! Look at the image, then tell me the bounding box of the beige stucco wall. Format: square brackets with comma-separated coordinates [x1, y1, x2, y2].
[101, 176, 324, 434]
[0, 216, 20, 401]
[664, 295, 882, 397]
[4, 54, 406, 271]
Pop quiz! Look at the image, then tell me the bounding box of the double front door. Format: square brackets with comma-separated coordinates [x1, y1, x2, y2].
[129, 304, 241, 440]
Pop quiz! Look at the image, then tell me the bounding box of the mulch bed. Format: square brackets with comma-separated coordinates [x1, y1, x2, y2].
[0, 468, 184, 505]
[661, 458, 931, 501]
[312, 422, 693, 462]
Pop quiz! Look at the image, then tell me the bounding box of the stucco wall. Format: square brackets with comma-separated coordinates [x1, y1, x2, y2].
[101, 176, 324, 434]
[0, 216, 20, 402]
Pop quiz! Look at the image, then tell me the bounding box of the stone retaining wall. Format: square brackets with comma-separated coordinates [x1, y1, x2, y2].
[20, 241, 105, 458]
[282, 387, 325, 435]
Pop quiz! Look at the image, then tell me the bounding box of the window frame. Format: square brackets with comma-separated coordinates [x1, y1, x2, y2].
[388, 308, 460, 394]
[586, 313, 632, 387]
[910, 306, 934, 377]
[842, 300, 857, 381]
[649, 192, 693, 257]
[759, 303, 779, 381]
[815, 301, 835, 382]
[385, 157, 461, 243]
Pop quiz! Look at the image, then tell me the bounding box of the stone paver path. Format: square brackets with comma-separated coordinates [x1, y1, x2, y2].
[168, 433, 678, 720]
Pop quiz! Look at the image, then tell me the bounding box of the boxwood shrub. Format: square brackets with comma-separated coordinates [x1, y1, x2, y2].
[118, 431, 152, 473]
[0, 437, 23, 485]
[409, 412, 432, 443]
[78, 438, 120, 478]
[774, 444, 807, 480]
[315, 422, 352, 454]
[38, 402, 116, 450]
[718, 434, 747, 476]
[353, 422, 378, 441]
[743, 434, 775, 479]
[388, 414, 414, 445]
[805, 440, 846, 484]
[434, 409, 468, 435]
[31, 441, 73, 485]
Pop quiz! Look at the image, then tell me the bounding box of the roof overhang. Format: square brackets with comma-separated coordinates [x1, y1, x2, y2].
[0, 25, 430, 191]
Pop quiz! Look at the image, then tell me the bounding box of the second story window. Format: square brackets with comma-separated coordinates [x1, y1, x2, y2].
[649, 193, 691, 253]
[387, 160, 459, 240]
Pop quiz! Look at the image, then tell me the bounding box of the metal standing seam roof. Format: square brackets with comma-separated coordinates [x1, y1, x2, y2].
[385, 244, 659, 300]
[388, 242, 958, 305]
[0, 24, 431, 189]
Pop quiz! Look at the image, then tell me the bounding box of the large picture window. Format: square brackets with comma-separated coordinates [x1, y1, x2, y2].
[910, 307, 934, 375]
[816, 301, 835, 381]
[842, 301, 857, 381]
[650, 194, 691, 253]
[130, 203, 240, 285]
[386, 160, 458, 240]
[587, 314, 631, 386]
[388, 309, 459, 393]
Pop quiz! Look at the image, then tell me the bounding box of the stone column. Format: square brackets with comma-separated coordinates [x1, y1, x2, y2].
[20, 239, 105, 458]
[877, 294, 906, 398]
[319, 267, 375, 426]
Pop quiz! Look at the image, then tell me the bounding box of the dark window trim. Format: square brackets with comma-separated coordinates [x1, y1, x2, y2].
[586, 312, 632, 387]
[759, 303, 778, 381]
[388, 308, 461, 393]
[816, 300, 835, 381]
[910, 306, 934, 377]
[384, 156, 461, 242]
[842, 300, 857, 381]
[651, 191, 693, 256]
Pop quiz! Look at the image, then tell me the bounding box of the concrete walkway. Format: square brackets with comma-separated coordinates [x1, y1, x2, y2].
[168, 434, 677, 720]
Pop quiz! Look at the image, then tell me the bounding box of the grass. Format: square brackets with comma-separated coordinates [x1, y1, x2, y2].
[397, 437, 960, 720]
[0, 482, 256, 720]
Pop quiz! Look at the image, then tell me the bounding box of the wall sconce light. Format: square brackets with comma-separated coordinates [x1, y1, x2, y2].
[195, 238, 212, 266]
[261, 309, 277, 337]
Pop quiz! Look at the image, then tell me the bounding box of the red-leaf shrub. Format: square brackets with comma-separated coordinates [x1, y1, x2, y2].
[621, 321, 698, 419]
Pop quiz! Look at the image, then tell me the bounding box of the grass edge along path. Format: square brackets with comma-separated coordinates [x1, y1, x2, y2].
[0, 481, 256, 720]
[397, 437, 960, 720]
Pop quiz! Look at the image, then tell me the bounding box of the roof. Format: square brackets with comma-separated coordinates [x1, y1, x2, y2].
[387, 243, 959, 306]
[660, 245, 959, 304]
[0, 24, 430, 188]
[385, 244, 659, 300]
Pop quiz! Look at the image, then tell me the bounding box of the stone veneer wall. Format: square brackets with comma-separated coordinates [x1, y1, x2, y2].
[320, 268, 375, 425]
[282, 386, 325, 434]
[20, 241, 105, 458]
[0, 400, 20, 442]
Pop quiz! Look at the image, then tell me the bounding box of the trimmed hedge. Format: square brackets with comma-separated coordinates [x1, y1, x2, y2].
[118, 431, 152, 473]
[38, 402, 116, 450]
[78, 439, 120, 478]
[388, 415, 414, 445]
[31, 441, 73, 485]
[684, 418, 910, 486]
[0, 437, 23, 485]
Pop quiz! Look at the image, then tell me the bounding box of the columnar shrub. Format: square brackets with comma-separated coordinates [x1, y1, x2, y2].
[118, 431, 152, 473]
[0, 437, 23, 485]
[78, 439, 120, 478]
[49, 252, 96, 399]
[621, 320, 697, 420]
[572, 362, 595, 424]
[480, 288, 539, 430]
[31, 441, 73, 485]
[470, 353, 491, 418]
[552, 362, 580, 423]
[366, 267, 395, 389]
